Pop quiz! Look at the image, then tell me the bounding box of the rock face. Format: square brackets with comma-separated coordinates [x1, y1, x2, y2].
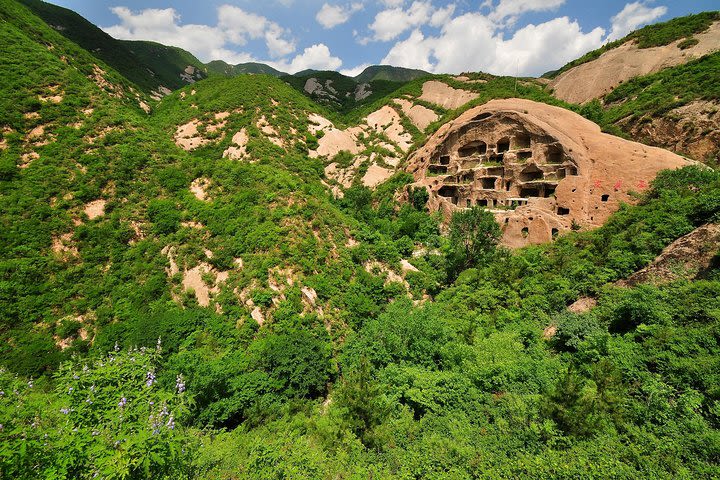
[407, 98, 691, 248]
[619, 223, 720, 286]
[550, 21, 720, 104]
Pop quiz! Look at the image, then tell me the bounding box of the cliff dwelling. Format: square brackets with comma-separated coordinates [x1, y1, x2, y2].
[407, 99, 691, 248]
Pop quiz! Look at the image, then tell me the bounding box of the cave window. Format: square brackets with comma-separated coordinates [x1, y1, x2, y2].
[520, 187, 540, 198]
[514, 134, 531, 149]
[481, 177, 496, 189]
[521, 227, 529, 238]
[438, 185, 458, 198]
[544, 184, 557, 198]
[547, 146, 563, 164]
[556, 168, 566, 180]
[557, 207, 570, 215]
[477, 199, 488, 207]
[497, 138, 510, 153]
[566, 166, 578, 176]
[472, 112, 492, 121]
[439, 155, 450, 165]
[519, 164, 543, 182]
[601, 194, 610, 202]
[505, 181, 512, 192]
[517, 151, 532, 161]
[466, 199, 472, 208]
[552, 228, 559, 238]
[458, 141, 487, 157]
[429, 165, 447, 175]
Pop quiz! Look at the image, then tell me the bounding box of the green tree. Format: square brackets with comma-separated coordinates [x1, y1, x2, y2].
[445, 206, 501, 280]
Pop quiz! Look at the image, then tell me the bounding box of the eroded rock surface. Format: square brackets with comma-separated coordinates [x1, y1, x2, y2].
[551, 21, 720, 104]
[419, 80, 479, 110]
[407, 98, 691, 248]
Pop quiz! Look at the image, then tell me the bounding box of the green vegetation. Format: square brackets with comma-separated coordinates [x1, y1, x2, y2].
[2, 1, 720, 478]
[546, 11, 720, 78]
[354, 65, 430, 83]
[17, 0, 206, 92]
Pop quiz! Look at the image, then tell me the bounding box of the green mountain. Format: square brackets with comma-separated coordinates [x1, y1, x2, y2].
[355, 65, 430, 83]
[545, 10, 720, 78]
[206, 60, 287, 77]
[2, 1, 720, 479]
[16, 0, 207, 92]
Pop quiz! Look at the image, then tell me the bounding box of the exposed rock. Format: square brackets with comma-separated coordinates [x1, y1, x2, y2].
[400, 259, 420, 273]
[256, 115, 284, 147]
[223, 128, 249, 160]
[174, 119, 209, 150]
[312, 127, 363, 158]
[550, 21, 720, 104]
[407, 98, 691, 248]
[365, 106, 413, 152]
[354, 83, 372, 101]
[568, 297, 597, 313]
[419, 80, 479, 110]
[362, 164, 393, 188]
[619, 223, 720, 286]
[393, 98, 439, 131]
[616, 100, 720, 162]
[307, 113, 334, 135]
[190, 177, 211, 201]
[84, 199, 106, 219]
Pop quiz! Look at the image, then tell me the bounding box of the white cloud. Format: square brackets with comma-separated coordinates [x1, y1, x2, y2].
[489, 0, 566, 23]
[607, 1, 667, 41]
[340, 63, 372, 77]
[429, 4, 456, 27]
[367, 1, 435, 42]
[271, 44, 343, 73]
[316, 3, 364, 29]
[381, 11, 606, 76]
[104, 5, 296, 62]
[380, 0, 405, 6]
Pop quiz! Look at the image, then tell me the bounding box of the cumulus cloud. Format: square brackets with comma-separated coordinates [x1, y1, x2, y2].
[607, 1, 667, 41]
[367, 1, 436, 42]
[272, 44, 343, 72]
[379, 1, 671, 76]
[489, 0, 566, 24]
[104, 5, 296, 63]
[316, 3, 364, 29]
[381, 10, 606, 76]
[340, 63, 372, 77]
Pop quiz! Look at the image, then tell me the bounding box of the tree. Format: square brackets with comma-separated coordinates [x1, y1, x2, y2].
[445, 206, 501, 280]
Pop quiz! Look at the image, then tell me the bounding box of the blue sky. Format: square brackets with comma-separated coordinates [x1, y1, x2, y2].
[50, 0, 718, 76]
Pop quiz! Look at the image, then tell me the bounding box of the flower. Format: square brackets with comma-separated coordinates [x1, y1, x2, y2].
[60, 407, 70, 414]
[114, 341, 119, 352]
[118, 397, 127, 408]
[175, 374, 186, 394]
[145, 371, 156, 387]
[68, 387, 74, 393]
[166, 415, 175, 430]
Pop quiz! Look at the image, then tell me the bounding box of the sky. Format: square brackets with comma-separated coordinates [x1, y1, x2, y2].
[49, 0, 718, 76]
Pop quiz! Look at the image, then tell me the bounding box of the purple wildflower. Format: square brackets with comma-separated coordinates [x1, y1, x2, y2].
[60, 407, 70, 414]
[118, 397, 127, 408]
[166, 415, 175, 430]
[145, 371, 156, 387]
[175, 374, 185, 394]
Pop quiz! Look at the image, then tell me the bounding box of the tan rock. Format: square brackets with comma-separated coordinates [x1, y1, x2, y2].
[393, 98, 439, 131]
[551, 21, 720, 104]
[419, 80, 479, 110]
[84, 199, 106, 219]
[407, 98, 691, 248]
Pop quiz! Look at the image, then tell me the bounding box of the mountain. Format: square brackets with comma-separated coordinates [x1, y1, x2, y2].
[543, 11, 720, 162]
[16, 0, 207, 93]
[546, 11, 720, 102]
[206, 60, 287, 77]
[2, 1, 720, 479]
[354, 65, 430, 83]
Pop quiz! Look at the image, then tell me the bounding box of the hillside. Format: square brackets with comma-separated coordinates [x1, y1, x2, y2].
[355, 65, 430, 83]
[206, 60, 287, 77]
[17, 0, 207, 94]
[548, 11, 720, 103]
[1, 2, 720, 479]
